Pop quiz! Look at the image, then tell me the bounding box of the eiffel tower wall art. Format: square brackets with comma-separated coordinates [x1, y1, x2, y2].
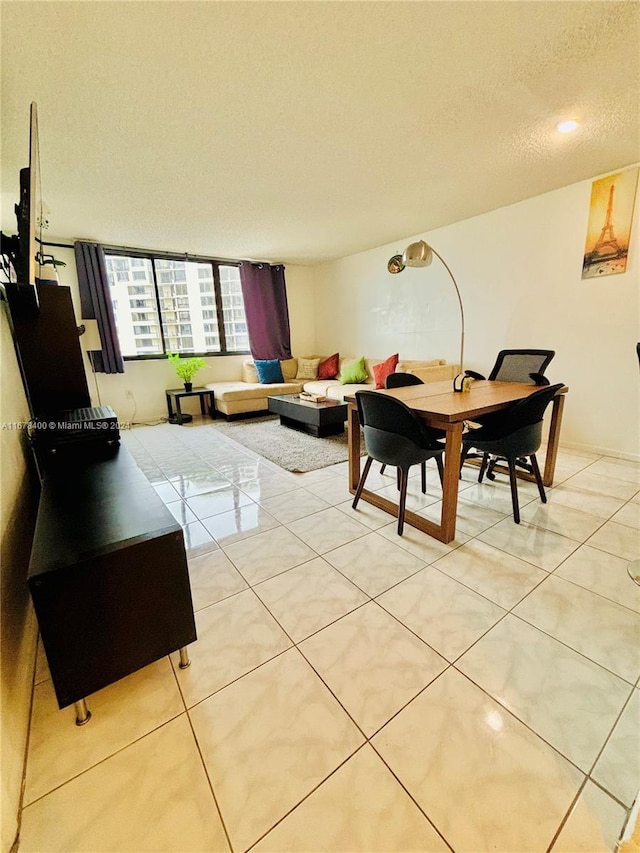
[582, 167, 639, 280]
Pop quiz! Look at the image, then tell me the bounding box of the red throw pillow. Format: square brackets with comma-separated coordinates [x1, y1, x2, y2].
[318, 352, 339, 379]
[373, 353, 399, 389]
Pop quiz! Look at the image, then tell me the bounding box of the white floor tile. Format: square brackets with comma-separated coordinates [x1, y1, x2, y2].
[187, 548, 248, 611]
[185, 483, 253, 518]
[20, 716, 228, 853]
[377, 567, 506, 661]
[457, 615, 632, 772]
[551, 780, 628, 852]
[335, 496, 398, 530]
[201, 502, 280, 546]
[373, 668, 583, 853]
[546, 482, 627, 519]
[190, 648, 363, 851]
[377, 519, 470, 563]
[287, 507, 369, 554]
[172, 589, 291, 706]
[591, 689, 640, 806]
[253, 745, 450, 852]
[22, 422, 639, 853]
[433, 539, 547, 609]
[420, 496, 507, 537]
[610, 501, 640, 530]
[258, 487, 330, 524]
[586, 460, 640, 486]
[563, 469, 639, 501]
[300, 602, 447, 735]
[514, 575, 640, 683]
[323, 531, 426, 596]
[478, 517, 581, 571]
[237, 472, 301, 502]
[555, 544, 640, 613]
[223, 525, 318, 584]
[254, 556, 368, 642]
[24, 658, 184, 806]
[518, 501, 608, 541]
[587, 520, 640, 562]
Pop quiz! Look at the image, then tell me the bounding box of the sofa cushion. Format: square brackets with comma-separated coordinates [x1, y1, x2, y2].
[302, 380, 341, 397]
[340, 356, 368, 384]
[280, 358, 299, 381]
[318, 352, 339, 379]
[406, 363, 458, 383]
[325, 382, 375, 402]
[206, 381, 302, 402]
[255, 359, 284, 384]
[397, 359, 446, 373]
[242, 360, 259, 383]
[296, 357, 321, 380]
[373, 353, 399, 389]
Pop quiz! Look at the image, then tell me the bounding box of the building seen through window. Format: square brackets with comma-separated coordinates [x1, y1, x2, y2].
[105, 253, 249, 357]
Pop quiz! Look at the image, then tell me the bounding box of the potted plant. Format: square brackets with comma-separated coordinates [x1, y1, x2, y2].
[167, 353, 206, 392]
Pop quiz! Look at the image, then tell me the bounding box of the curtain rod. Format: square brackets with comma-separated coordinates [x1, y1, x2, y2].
[37, 236, 74, 249]
[36, 236, 279, 267]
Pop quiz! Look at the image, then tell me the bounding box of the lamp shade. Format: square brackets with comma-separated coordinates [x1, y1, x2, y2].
[402, 240, 433, 268]
[392, 239, 465, 374]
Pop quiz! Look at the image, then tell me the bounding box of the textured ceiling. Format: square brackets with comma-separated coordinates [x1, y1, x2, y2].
[1, 1, 639, 265]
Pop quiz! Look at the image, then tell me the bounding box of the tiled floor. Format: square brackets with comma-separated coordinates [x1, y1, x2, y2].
[18, 418, 640, 852]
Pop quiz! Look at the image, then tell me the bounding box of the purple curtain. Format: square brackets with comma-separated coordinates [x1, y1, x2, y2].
[74, 242, 124, 374]
[239, 262, 292, 360]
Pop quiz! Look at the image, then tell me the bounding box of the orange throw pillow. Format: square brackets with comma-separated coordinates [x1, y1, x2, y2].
[373, 353, 399, 389]
[318, 352, 339, 379]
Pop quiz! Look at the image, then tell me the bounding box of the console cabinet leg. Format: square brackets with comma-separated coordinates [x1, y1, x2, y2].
[74, 698, 92, 726]
[178, 647, 191, 669]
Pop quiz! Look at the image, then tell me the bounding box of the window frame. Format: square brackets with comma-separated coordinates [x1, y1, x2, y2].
[104, 248, 250, 360]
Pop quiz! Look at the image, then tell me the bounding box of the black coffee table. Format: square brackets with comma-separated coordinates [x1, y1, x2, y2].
[268, 394, 348, 437]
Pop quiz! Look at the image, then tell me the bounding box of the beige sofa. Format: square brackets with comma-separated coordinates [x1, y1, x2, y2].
[205, 356, 458, 419]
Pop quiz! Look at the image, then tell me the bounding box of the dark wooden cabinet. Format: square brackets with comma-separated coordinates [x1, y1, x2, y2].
[8, 281, 91, 417]
[28, 447, 197, 712]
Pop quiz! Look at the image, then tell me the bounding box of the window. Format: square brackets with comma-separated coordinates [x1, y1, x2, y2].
[105, 252, 248, 358]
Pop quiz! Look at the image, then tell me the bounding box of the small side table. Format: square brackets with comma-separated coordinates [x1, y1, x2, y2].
[166, 387, 216, 425]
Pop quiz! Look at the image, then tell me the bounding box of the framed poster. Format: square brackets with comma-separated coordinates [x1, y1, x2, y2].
[582, 168, 639, 279]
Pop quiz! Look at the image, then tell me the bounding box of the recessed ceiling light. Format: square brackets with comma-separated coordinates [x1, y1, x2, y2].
[556, 119, 580, 134]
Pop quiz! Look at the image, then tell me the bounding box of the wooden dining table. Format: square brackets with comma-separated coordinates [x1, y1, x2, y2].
[346, 379, 568, 544]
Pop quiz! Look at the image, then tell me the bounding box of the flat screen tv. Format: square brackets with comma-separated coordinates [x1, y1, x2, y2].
[4, 102, 40, 311]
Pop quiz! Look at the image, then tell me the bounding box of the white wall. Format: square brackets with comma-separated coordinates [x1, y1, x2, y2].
[52, 249, 318, 423]
[0, 307, 38, 852]
[313, 169, 640, 459]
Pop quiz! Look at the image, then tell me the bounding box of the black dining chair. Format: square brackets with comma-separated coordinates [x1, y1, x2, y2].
[353, 391, 445, 535]
[485, 349, 556, 383]
[381, 373, 426, 480]
[463, 348, 556, 475]
[460, 383, 564, 523]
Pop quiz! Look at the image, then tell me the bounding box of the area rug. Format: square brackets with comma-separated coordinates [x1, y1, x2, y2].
[211, 415, 364, 473]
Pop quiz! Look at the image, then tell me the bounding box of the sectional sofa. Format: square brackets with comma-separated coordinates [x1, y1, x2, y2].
[205, 356, 457, 419]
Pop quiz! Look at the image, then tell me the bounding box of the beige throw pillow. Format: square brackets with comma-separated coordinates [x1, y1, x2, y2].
[242, 360, 259, 383]
[280, 358, 299, 381]
[296, 357, 321, 380]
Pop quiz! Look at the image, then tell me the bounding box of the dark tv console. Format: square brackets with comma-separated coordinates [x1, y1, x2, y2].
[28, 445, 197, 725]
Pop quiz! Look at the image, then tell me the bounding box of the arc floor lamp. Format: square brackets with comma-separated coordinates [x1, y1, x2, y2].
[391, 240, 465, 374]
